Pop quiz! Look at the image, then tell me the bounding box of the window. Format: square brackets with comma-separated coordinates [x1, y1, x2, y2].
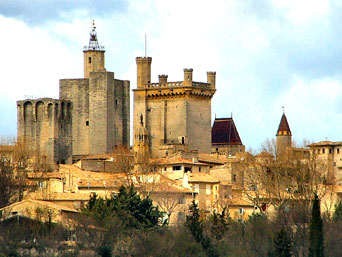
[182, 137, 185, 145]
[329, 148, 332, 154]
[338, 148, 340, 154]
[199, 167, 201, 172]
[233, 174, 236, 182]
[239, 208, 244, 215]
[323, 149, 325, 154]
[194, 184, 200, 193]
[173, 165, 182, 171]
[206, 184, 211, 195]
[88, 57, 91, 63]
[215, 185, 218, 190]
[86, 120, 89, 126]
[115, 99, 118, 106]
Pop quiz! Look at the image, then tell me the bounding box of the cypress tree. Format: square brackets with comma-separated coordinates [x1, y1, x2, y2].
[308, 194, 324, 257]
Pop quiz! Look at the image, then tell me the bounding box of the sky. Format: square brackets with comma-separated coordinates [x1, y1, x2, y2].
[0, 0, 342, 151]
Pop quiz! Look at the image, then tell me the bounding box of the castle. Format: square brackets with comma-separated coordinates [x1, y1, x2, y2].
[17, 22, 130, 164]
[133, 58, 216, 158]
[16, 22, 250, 165]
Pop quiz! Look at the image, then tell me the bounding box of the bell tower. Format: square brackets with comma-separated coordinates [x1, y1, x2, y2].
[276, 111, 292, 159]
[83, 20, 105, 78]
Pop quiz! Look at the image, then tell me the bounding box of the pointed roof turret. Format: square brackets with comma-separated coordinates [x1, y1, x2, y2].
[84, 20, 105, 51]
[212, 117, 243, 145]
[276, 113, 292, 136]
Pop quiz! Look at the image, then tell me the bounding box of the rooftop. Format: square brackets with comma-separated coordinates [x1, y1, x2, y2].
[212, 117, 243, 145]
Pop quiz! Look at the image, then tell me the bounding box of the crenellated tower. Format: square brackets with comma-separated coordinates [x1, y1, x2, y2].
[133, 57, 216, 157]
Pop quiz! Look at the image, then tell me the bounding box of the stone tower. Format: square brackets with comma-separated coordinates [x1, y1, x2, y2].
[17, 21, 130, 164]
[133, 57, 216, 157]
[276, 112, 292, 159]
[17, 98, 72, 164]
[60, 21, 130, 158]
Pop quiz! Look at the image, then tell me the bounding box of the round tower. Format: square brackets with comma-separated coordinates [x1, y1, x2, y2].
[136, 57, 152, 88]
[276, 112, 292, 159]
[83, 20, 105, 78]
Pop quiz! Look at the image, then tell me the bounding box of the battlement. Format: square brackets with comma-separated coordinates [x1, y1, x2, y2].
[136, 57, 152, 64]
[143, 81, 211, 89]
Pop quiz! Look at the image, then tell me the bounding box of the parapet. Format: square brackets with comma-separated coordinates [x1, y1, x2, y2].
[136, 57, 152, 64]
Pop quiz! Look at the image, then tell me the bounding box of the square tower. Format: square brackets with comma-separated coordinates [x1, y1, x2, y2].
[133, 57, 216, 157]
[59, 22, 130, 158]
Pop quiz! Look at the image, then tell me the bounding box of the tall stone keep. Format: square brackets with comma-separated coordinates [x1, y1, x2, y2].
[133, 57, 216, 157]
[17, 21, 130, 164]
[276, 112, 292, 159]
[60, 21, 130, 158]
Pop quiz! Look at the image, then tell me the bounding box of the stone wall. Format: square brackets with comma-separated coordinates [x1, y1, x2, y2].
[17, 98, 72, 164]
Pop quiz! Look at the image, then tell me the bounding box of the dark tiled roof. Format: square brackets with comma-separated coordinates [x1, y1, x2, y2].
[212, 118, 243, 145]
[276, 113, 292, 136]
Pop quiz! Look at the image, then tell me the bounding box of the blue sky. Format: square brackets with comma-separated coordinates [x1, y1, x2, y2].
[0, 0, 341, 151]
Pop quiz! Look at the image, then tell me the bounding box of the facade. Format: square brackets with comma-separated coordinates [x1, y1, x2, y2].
[17, 22, 130, 164]
[211, 117, 245, 156]
[308, 141, 342, 183]
[133, 57, 216, 158]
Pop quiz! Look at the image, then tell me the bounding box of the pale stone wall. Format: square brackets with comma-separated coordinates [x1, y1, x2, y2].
[212, 145, 245, 156]
[60, 79, 90, 156]
[83, 50, 105, 78]
[17, 98, 72, 164]
[186, 97, 211, 154]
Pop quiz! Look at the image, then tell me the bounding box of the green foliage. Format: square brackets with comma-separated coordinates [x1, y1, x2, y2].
[185, 201, 219, 257]
[333, 201, 342, 221]
[97, 245, 112, 257]
[209, 208, 229, 241]
[82, 185, 164, 229]
[272, 227, 292, 257]
[309, 194, 324, 257]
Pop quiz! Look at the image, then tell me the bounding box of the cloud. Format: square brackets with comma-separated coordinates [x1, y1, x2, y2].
[1, 0, 342, 150]
[0, 0, 127, 25]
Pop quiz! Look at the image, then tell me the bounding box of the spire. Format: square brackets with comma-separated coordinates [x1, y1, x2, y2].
[276, 113, 292, 136]
[85, 20, 105, 51]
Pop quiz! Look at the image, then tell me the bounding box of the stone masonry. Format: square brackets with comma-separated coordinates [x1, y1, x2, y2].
[133, 57, 216, 157]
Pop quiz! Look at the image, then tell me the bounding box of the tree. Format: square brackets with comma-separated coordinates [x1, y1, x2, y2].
[185, 201, 219, 257]
[82, 185, 164, 230]
[333, 201, 342, 221]
[309, 194, 324, 257]
[273, 227, 292, 257]
[0, 159, 15, 208]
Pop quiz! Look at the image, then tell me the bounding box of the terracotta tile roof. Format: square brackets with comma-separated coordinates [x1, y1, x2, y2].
[308, 141, 342, 147]
[212, 118, 243, 145]
[0, 199, 79, 213]
[197, 153, 226, 164]
[153, 156, 209, 166]
[227, 198, 254, 207]
[276, 113, 292, 136]
[27, 192, 102, 201]
[188, 173, 219, 183]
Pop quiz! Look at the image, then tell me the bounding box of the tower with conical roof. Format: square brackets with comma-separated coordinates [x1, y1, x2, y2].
[276, 112, 292, 159]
